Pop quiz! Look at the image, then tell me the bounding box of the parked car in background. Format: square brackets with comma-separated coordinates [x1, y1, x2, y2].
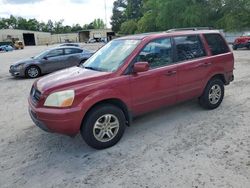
[59, 43, 80, 47]
[28, 28, 234, 149]
[14, 41, 24, 49]
[232, 33, 250, 50]
[9, 46, 93, 78]
[0, 45, 14, 52]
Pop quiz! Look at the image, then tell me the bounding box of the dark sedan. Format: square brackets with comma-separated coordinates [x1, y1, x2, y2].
[9, 46, 93, 78]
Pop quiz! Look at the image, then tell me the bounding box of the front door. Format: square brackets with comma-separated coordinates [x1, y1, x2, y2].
[129, 37, 178, 115]
[41, 48, 66, 73]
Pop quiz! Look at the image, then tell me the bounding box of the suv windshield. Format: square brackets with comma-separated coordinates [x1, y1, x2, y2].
[82, 39, 140, 72]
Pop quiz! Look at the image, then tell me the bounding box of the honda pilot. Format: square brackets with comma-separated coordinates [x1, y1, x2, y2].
[28, 28, 234, 149]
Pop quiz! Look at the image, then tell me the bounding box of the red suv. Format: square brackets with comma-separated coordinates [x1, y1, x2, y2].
[29, 29, 234, 149]
[232, 33, 250, 50]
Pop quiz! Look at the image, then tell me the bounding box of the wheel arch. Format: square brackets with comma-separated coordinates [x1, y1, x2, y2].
[207, 73, 226, 85]
[81, 98, 132, 130]
[25, 64, 42, 76]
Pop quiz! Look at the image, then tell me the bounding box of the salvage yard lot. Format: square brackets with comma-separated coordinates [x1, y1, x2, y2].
[0, 45, 250, 188]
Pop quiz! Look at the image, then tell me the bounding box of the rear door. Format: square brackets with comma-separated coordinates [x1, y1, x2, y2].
[129, 37, 178, 115]
[173, 34, 210, 102]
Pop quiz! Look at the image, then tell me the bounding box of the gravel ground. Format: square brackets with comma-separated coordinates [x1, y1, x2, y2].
[0, 45, 249, 188]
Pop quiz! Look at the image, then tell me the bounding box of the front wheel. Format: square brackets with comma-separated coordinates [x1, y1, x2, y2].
[232, 45, 237, 50]
[81, 104, 126, 149]
[199, 79, 224, 109]
[25, 66, 41, 78]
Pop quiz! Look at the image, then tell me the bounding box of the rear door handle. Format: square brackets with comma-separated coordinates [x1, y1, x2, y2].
[195, 62, 212, 68]
[165, 70, 177, 76]
[203, 62, 212, 67]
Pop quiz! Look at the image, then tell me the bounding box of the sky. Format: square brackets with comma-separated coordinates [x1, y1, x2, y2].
[0, 0, 115, 27]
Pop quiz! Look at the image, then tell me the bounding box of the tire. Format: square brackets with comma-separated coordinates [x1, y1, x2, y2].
[81, 104, 126, 149]
[199, 78, 224, 110]
[232, 45, 237, 50]
[25, 66, 41, 78]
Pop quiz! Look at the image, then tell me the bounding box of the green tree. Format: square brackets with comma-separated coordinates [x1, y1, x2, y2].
[111, 0, 127, 32]
[120, 20, 138, 34]
[93, 18, 105, 29]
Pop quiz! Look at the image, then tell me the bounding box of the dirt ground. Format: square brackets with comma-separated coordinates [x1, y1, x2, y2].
[0, 44, 249, 188]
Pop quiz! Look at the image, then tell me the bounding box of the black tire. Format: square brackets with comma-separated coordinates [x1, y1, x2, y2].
[232, 45, 237, 50]
[199, 78, 224, 110]
[25, 66, 41, 78]
[81, 104, 126, 149]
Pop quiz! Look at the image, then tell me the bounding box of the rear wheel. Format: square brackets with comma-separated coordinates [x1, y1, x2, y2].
[199, 79, 224, 109]
[81, 104, 126, 149]
[25, 66, 41, 78]
[232, 45, 237, 50]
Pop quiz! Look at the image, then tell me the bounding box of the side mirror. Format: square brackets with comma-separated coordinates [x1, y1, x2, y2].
[43, 56, 48, 60]
[133, 62, 149, 73]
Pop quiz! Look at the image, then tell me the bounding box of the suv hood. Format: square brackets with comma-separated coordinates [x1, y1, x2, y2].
[35, 67, 112, 93]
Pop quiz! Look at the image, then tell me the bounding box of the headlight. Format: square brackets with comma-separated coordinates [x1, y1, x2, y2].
[16, 64, 24, 70]
[44, 90, 75, 107]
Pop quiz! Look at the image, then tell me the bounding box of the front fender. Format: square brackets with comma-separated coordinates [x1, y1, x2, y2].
[78, 88, 131, 120]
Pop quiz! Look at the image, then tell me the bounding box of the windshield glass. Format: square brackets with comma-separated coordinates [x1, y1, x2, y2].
[33, 50, 50, 59]
[82, 39, 140, 72]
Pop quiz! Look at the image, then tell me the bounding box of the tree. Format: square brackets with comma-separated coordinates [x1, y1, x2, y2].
[120, 20, 138, 34]
[93, 18, 105, 29]
[111, 0, 127, 33]
[125, 0, 143, 20]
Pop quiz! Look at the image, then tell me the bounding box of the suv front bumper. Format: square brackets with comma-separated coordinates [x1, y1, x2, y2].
[28, 97, 83, 136]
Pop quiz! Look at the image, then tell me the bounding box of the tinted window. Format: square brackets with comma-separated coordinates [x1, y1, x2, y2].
[204, 34, 229, 55]
[136, 38, 173, 69]
[65, 48, 82, 55]
[46, 49, 63, 58]
[174, 35, 206, 62]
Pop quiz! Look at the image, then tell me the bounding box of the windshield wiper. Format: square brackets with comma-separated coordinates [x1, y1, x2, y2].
[84, 66, 100, 71]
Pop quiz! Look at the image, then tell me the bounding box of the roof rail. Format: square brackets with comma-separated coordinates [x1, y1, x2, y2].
[166, 27, 214, 32]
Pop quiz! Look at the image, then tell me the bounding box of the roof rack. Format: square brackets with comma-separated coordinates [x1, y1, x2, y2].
[166, 27, 214, 32]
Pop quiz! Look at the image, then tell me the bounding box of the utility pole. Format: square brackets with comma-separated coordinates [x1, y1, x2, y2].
[104, 0, 107, 28]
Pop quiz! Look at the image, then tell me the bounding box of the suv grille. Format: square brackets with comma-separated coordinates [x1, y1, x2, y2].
[30, 87, 41, 103]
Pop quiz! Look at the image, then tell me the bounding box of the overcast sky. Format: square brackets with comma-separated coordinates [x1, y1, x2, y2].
[0, 0, 115, 27]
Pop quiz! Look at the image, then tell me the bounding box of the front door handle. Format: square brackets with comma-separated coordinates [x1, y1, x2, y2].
[165, 70, 177, 76]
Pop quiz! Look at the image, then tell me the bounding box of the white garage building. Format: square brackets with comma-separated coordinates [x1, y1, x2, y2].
[0, 29, 51, 46]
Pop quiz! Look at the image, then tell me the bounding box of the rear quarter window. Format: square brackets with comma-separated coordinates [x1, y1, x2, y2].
[204, 34, 229, 55]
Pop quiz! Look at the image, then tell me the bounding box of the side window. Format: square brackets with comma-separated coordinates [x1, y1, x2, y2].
[136, 38, 173, 69]
[204, 34, 229, 55]
[46, 49, 63, 58]
[65, 48, 82, 55]
[174, 35, 206, 62]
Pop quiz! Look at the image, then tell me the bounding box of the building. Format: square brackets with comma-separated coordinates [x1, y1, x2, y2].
[79, 29, 115, 42]
[51, 33, 79, 44]
[0, 28, 115, 45]
[0, 29, 51, 46]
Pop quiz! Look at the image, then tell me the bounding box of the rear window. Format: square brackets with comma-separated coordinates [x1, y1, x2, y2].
[204, 34, 229, 55]
[174, 35, 206, 62]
